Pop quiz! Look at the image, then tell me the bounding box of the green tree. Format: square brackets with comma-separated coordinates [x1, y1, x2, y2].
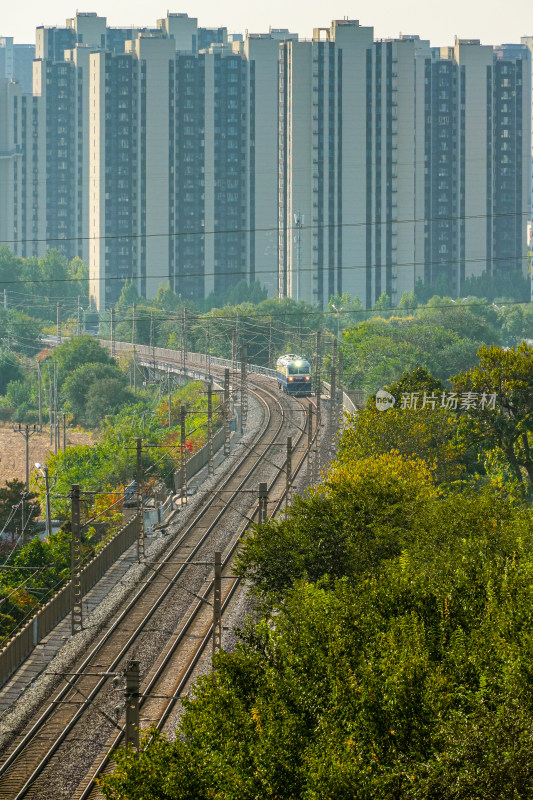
[453, 343, 533, 486]
[52, 335, 115, 379]
[62, 362, 126, 421]
[84, 378, 136, 427]
[0, 350, 23, 394]
[237, 452, 436, 603]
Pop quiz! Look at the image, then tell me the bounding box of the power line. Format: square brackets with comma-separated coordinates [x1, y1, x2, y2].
[1, 207, 530, 248]
[0, 250, 528, 289]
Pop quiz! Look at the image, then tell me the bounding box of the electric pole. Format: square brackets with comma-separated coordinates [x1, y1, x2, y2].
[294, 211, 303, 301]
[49, 365, 53, 447]
[56, 303, 62, 344]
[212, 551, 222, 656]
[54, 362, 58, 455]
[207, 382, 214, 476]
[223, 368, 231, 456]
[136, 438, 144, 561]
[338, 348, 344, 420]
[110, 307, 115, 357]
[125, 660, 140, 752]
[180, 406, 187, 505]
[15, 423, 37, 494]
[76, 297, 81, 337]
[182, 308, 187, 375]
[307, 402, 313, 483]
[206, 320, 211, 380]
[268, 317, 273, 368]
[286, 436, 292, 509]
[240, 345, 247, 434]
[331, 337, 337, 434]
[231, 329, 237, 392]
[132, 304, 137, 393]
[314, 331, 322, 483]
[71, 484, 83, 634]
[37, 362, 42, 431]
[258, 482, 268, 525]
[167, 370, 172, 427]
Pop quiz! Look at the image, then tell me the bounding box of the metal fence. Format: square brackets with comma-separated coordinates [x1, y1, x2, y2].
[0, 515, 140, 688]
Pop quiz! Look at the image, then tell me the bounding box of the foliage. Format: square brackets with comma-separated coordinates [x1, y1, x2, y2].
[52, 335, 115, 379]
[0, 246, 89, 319]
[0, 351, 23, 395]
[203, 279, 268, 311]
[453, 342, 533, 487]
[102, 472, 533, 799]
[62, 363, 128, 422]
[236, 452, 437, 604]
[341, 316, 488, 395]
[39, 381, 211, 518]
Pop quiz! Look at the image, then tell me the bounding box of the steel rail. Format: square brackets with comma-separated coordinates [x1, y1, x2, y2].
[0, 379, 299, 799]
[76, 388, 314, 799]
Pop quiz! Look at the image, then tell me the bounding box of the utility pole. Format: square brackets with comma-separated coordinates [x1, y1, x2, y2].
[110, 307, 115, 357]
[314, 332, 322, 483]
[182, 308, 187, 375]
[71, 484, 83, 634]
[206, 321, 211, 380]
[132, 304, 136, 393]
[167, 369, 172, 427]
[240, 345, 247, 434]
[54, 362, 58, 455]
[48, 365, 53, 447]
[331, 337, 337, 434]
[76, 297, 81, 336]
[56, 303, 61, 344]
[42, 466, 52, 540]
[15, 424, 36, 543]
[231, 329, 237, 391]
[212, 551, 222, 656]
[294, 211, 303, 301]
[286, 436, 292, 510]
[62, 412, 67, 451]
[15, 424, 37, 493]
[136, 438, 144, 561]
[180, 406, 187, 505]
[37, 362, 42, 431]
[207, 382, 214, 476]
[258, 482, 268, 525]
[223, 368, 231, 456]
[338, 348, 344, 418]
[268, 317, 273, 368]
[124, 660, 140, 753]
[307, 402, 313, 483]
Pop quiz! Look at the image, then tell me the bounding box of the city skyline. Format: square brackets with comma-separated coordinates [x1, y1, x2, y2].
[2, 1, 533, 49]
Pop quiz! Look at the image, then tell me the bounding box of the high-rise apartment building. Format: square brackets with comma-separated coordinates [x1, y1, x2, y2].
[0, 12, 530, 309]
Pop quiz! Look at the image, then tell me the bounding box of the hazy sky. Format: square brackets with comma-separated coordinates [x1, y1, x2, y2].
[2, 0, 533, 47]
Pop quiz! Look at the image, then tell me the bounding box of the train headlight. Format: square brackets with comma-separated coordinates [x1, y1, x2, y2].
[288, 377, 293, 381]
[305, 376, 310, 380]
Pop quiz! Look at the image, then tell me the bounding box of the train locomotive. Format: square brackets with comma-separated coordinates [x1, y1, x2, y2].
[276, 354, 312, 396]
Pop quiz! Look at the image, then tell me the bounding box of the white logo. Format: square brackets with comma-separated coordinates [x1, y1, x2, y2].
[376, 389, 396, 411]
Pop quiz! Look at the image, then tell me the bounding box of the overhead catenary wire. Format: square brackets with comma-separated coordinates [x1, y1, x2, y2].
[0, 206, 529, 248]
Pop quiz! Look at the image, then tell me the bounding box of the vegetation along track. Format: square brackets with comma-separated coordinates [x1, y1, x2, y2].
[0, 365, 315, 800]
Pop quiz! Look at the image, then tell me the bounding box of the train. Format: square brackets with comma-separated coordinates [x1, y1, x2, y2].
[276, 354, 313, 396]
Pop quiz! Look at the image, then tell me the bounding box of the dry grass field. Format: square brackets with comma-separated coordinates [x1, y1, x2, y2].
[0, 425, 93, 487]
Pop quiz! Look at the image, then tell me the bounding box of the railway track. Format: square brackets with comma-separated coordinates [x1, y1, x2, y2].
[0, 367, 316, 800]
